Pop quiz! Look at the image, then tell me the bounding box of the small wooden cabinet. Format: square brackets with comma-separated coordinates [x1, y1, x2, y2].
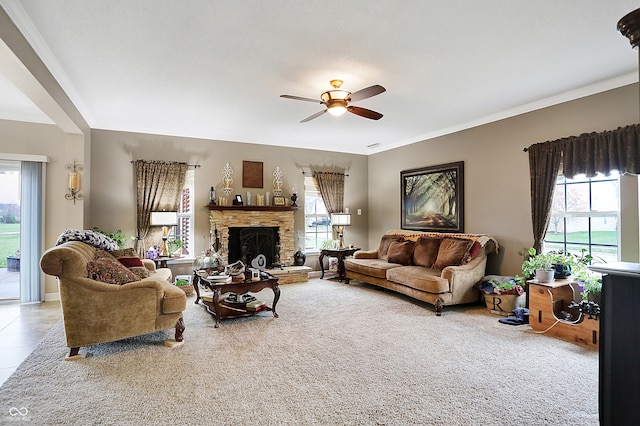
[528, 279, 599, 349]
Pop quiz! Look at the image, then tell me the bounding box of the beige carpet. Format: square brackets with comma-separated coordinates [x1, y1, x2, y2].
[0, 279, 598, 425]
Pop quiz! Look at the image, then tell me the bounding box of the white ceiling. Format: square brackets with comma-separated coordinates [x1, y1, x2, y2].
[0, 1, 639, 155]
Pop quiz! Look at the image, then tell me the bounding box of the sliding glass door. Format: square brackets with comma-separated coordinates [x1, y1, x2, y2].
[0, 159, 20, 300]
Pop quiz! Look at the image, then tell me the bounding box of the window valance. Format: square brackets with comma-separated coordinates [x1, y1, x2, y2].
[526, 123, 640, 178]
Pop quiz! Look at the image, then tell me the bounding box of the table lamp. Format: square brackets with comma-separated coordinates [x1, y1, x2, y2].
[330, 212, 351, 248]
[150, 211, 178, 256]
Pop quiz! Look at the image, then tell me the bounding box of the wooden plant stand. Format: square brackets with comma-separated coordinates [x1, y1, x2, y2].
[528, 279, 599, 349]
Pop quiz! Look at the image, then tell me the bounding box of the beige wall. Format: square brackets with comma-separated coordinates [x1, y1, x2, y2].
[368, 83, 640, 276]
[89, 129, 369, 271]
[0, 119, 87, 297]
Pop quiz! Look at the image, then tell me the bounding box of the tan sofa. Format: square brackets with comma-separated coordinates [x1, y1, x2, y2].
[344, 230, 498, 315]
[40, 240, 186, 358]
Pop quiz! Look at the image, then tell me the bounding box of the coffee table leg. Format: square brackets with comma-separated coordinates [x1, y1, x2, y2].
[213, 288, 222, 328]
[271, 283, 280, 318]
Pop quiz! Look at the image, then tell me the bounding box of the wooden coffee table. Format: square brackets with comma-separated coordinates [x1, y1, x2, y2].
[193, 272, 280, 328]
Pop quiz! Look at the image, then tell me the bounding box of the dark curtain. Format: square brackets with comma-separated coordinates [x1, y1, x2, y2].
[313, 172, 345, 214]
[563, 124, 640, 178]
[526, 123, 640, 252]
[313, 172, 345, 240]
[527, 142, 563, 253]
[133, 160, 187, 257]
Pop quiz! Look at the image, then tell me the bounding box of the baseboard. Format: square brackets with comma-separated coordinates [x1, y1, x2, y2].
[45, 292, 60, 302]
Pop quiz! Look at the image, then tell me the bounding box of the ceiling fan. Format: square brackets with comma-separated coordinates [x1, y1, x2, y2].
[280, 79, 386, 123]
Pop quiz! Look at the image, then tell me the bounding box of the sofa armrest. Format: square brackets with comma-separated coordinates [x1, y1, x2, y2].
[440, 248, 487, 303]
[354, 250, 379, 259]
[142, 259, 157, 272]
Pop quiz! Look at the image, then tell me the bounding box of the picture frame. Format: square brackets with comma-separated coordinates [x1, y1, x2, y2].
[400, 161, 464, 232]
[273, 196, 286, 206]
[233, 194, 243, 205]
[242, 161, 263, 188]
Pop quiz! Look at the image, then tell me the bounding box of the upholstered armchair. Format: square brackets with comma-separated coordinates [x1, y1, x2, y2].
[40, 240, 186, 359]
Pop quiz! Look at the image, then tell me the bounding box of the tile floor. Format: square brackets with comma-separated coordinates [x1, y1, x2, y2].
[0, 300, 62, 386]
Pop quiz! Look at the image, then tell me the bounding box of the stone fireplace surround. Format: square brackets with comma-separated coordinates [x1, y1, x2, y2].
[209, 206, 296, 268]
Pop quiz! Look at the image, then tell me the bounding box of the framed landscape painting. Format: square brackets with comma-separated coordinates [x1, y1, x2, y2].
[401, 161, 464, 232]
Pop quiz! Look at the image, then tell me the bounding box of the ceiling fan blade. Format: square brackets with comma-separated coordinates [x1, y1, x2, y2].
[280, 94, 322, 103]
[300, 109, 327, 123]
[348, 85, 386, 102]
[348, 106, 383, 120]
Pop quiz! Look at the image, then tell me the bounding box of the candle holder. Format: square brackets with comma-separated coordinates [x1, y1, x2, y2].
[65, 161, 84, 204]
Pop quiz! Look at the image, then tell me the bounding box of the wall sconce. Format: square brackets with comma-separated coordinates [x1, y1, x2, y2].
[330, 212, 351, 248]
[65, 161, 84, 204]
[150, 211, 178, 257]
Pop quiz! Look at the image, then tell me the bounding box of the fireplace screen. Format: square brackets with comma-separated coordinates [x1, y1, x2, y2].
[228, 226, 280, 269]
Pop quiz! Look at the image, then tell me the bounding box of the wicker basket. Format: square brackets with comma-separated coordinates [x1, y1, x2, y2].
[177, 284, 194, 296]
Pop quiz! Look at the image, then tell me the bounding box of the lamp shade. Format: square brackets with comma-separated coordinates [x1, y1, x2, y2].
[330, 213, 351, 226]
[150, 211, 178, 226]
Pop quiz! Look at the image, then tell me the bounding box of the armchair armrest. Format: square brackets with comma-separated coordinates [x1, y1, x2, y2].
[354, 250, 379, 259]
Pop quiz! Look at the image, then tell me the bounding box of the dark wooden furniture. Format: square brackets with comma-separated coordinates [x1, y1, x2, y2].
[319, 247, 360, 282]
[527, 279, 599, 349]
[193, 271, 280, 328]
[588, 262, 640, 426]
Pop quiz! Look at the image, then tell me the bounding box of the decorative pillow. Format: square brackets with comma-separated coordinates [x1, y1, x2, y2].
[56, 229, 119, 251]
[465, 241, 482, 262]
[412, 237, 442, 268]
[87, 257, 139, 285]
[378, 235, 403, 261]
[111, 248, 150, 279]
[387, 240, 415, 265]
[433, 238, 473, 270]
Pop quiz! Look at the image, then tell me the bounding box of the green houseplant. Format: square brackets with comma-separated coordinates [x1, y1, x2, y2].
[92, 227, 133, 249]
[521, 247, 555, 283]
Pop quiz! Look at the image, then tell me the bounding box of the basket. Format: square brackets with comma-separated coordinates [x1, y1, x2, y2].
[177, 284, 194, 296]
[175, 275, 194, 296]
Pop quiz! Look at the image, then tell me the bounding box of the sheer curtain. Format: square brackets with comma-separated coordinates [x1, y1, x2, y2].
[526, 123, 640, 252]
[133, 160, 187, 257]
[20, 161, 43, 302]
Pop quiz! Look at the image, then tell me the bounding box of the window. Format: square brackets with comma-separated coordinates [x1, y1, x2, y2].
[304, 176, 331, 251]
[544, 171, 619, 263]
[175, 169, 194, 257]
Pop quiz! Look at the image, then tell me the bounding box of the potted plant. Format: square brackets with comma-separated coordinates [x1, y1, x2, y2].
[479, 276, 526, 316]
[167, 237, 183, 256]
[521, 247, 555, 283]
[92, 227, 133, 249]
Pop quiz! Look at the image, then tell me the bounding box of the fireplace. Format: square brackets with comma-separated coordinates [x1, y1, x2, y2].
[228, 226, 280, 269]
[209, 207, 296, 268]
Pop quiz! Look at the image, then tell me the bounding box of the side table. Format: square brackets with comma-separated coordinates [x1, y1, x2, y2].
[319, 247, 360, 282]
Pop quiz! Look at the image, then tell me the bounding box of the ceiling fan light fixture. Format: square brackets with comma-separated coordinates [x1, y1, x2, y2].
[327, 104, 347, 116]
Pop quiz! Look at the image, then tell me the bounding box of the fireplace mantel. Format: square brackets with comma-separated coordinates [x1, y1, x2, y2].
[207, 204, 299, 212]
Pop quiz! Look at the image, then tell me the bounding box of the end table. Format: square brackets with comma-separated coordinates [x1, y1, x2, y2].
[319, 247, 360, 282]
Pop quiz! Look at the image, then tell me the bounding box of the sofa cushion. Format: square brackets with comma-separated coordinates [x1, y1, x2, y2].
[56, 229, 119, 251]
[87, 257, 139, 285]
[387, 240, 414, 265]
[344, 258, 402, 279]
[412, 237, 441, 267]
[387, 266, 450, 294]
[377, 235, 403, 261]
[433, 238, 473, 269]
